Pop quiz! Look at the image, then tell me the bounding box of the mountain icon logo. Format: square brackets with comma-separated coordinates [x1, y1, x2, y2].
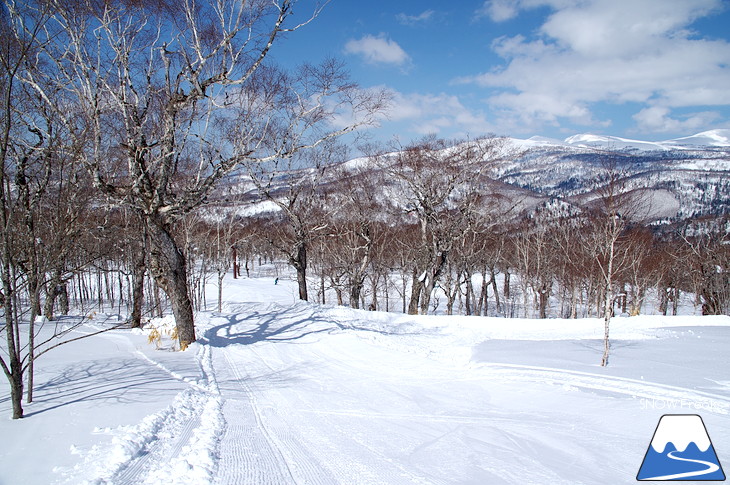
[637, 414, 725, 481]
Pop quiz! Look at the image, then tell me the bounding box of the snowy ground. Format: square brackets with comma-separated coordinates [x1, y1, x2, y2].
[2, 276, 729, 484]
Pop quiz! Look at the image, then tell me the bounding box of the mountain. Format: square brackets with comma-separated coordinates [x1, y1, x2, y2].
[664, 129, 730, 148]
[214, 130, 730, 226]
[496, 129, 730, 222]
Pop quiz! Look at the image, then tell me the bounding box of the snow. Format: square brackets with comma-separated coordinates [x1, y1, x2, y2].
[665, 129, 730, 148]
[564, 133, 670, 151]
[2, 276, 730, 484]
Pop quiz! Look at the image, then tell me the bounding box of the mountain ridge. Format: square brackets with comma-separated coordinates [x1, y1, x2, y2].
[213, 129, 729, 226]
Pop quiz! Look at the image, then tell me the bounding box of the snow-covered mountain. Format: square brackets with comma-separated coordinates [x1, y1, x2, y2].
[214, 130, 730, 225]
[510, 129, 730, 152]
[543, 129, 730, 151]
[498, 129, 730, 222]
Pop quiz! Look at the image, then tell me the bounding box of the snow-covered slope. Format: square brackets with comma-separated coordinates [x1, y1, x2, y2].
[2, 276, 730, 484]
[563, 133, 670, 151]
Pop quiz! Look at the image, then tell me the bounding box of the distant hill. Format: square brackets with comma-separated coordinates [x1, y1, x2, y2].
[495, 130, 730, 222]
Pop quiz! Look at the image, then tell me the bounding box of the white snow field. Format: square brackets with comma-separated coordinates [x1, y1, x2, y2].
[2, 276, 730, 484]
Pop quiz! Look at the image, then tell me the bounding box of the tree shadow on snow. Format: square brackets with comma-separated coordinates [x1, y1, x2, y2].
[16, 358, 183, 418]
[203, 305, 337, 348]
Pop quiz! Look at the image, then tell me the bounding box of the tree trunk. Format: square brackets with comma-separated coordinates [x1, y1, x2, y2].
[217, 270, 225, 313]
[58, 282, 69, 314]
[538, 281, 551, 319]
[145, 216, 196, 349]
[420, 278, 434, 315]
[601, 240, 616, 367]
[2, 265, 24, 418]
[296, 266, 308, 301]
[503, 271, 511, 300]
[131, 250, 146, 328]
[659, 286, 669, 316]
[350, 279, 362, 309]
[292, 241, 308, 301]
[320, 272, 326, 305]
[475, 270, 486, 316]
[601, 310, 611, 367]
[26, 301, 39, 404]
[491, 268, 501, 314]
[369, 274, 378, 311]
[464, 272, 473, 316]
[408, 269, 422, 315]
[44, 269, 62, 321]
[8, 359, 23, 419]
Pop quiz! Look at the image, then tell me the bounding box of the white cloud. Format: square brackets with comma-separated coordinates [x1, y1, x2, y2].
[385, 90, 495, 137]
[466, 0, 730, 133]
[324, 86, 496, 142]
[344, 34, 410, 66]
[633, 106, 721, 132]
[476, 0, 576, 22]
[396, 10, 435, 26]
[538, 0, 721, 58]
[476, 0, 520, 22]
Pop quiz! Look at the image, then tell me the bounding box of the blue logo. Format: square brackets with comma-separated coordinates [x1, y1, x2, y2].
[637, 414, 725, 481]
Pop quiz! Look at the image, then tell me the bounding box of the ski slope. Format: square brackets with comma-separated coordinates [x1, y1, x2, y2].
[2, 276, 729, 484]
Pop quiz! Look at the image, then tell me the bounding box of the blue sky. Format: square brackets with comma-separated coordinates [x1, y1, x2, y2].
[273, 0, 730, 144]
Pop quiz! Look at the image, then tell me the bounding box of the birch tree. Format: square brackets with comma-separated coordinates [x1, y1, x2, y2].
[585, 164, 643, 366]
[12, 0, 385, 348]
[376, 136, 509, 315]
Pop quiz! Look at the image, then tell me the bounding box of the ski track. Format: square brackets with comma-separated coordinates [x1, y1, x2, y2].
[214, 347, 300, 485]
[209, 305, 730, 484]
[472, 363, 730, 414]
[70, 344, 224, 485]
[214, 342, 430, 485]
[246, 344, 440, 485]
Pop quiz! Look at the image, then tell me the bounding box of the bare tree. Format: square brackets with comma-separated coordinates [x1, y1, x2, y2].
[203, 206, 243, 312]
[12, 0, 385, 348]
[321, 161, 386, 309]
[248, 143, 348, 300]
[1, 0, 127, 417]
[583, 164, 645, 366]
[0, 0, 62, 418]
[681, 219, 729, 315]
[618, 227, 656, 316]
[375, 136, 509, 315]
